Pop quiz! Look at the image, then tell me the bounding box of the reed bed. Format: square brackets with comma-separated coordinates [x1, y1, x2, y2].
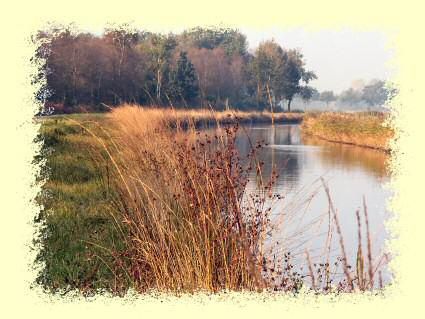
[109, 103, 303, 128]
[36, 105, 390, 295]
[88, 105, 275, 292]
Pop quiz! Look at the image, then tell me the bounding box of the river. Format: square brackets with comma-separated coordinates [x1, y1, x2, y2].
[235, 123, 392, 287]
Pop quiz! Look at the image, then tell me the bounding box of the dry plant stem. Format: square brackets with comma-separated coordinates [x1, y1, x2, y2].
[363, 195, 374, 289]
[321, 177, 354, 291]
[355, 209, 365, 290]
[305, 250, 316, 291]
[67, 118, 133, 199]
[371, 253, 389, 280]
[44, 106, 388, 293]
[96, 106, 273, 292]
[324, 197, 333, 291]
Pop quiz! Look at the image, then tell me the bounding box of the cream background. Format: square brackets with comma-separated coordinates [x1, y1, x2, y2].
[1, 0, 424, 317]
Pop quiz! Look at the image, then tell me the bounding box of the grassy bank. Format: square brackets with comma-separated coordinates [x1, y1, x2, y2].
[35, 106, 387, 295]
[35, 108, 276, 294]
[34, 114, 132, 293]
[301, 112, 393, 152]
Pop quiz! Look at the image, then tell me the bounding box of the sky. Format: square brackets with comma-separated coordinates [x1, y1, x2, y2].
[240, 27, 396, 93]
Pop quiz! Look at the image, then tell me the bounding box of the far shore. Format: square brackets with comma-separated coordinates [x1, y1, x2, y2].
[301, 112, 393, 153]
[36, 105, 392, 152]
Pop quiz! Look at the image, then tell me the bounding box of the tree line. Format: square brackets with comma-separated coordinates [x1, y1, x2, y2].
[32, 24, 317, 114]
[314, 79, 397, 110]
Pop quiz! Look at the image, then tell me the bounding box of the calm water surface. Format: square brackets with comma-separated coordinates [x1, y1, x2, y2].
[235, 124, 392, 284]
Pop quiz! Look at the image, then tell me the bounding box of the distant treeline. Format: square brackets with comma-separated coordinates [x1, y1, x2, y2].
[32, 24, 318, 114]
[311, 80, 398, 111]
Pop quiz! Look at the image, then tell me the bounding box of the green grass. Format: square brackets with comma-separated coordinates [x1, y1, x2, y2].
[34, 115, 131, 294]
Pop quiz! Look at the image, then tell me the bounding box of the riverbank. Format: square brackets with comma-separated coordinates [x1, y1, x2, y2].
[35, 106, 387, 295]
[301, 112, 393, 152]
[37, 104, 304, 125]
[35, 107, 278, 294]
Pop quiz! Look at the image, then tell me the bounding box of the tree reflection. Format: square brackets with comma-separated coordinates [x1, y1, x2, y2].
[238, 125, 302, 192]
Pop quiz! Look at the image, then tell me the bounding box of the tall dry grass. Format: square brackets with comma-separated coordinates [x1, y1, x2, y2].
[89, 105, 275, 292]
[69, 105, 390, 294]
[108, 103, 303, 129]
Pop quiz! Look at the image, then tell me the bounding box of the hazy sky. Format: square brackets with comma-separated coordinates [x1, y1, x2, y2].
[240, 27, 396, 93]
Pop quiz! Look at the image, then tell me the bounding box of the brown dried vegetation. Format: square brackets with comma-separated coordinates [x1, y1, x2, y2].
[48, 106, 389, 295]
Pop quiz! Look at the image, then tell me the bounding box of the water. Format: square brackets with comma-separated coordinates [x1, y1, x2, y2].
[235, 124, 392, 286]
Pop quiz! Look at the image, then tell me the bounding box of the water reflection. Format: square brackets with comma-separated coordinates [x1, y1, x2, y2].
[236, 125, 302, 192]
[302, 134, 389, 179]
[235, 124, 392, 285]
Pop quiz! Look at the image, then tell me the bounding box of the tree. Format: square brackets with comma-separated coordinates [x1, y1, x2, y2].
[339, 88, 362, 108]
[319, 90, 336, 108]
[249, 40, 285, 111]
[249, 43, 317, 112]
[33, 25, 318, 113]
[299, 86, 317, 102]
[281, 50, 317, 112]
[361, 80, 389, 107]
[298, 86, 317, 111]
[140, 34, 177, 105]
[187, 47, 244, 108]
[168, 51, 199, 105]
[33, 26, 95, 109]
[179, 27, 248, 56]
[104, 25, 141, 104]
[104, 25, 139, 79]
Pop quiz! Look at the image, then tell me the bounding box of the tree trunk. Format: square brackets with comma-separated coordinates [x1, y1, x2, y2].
[287, 99, 292, 112]
[256, 82, 261, 109]
[156, 68, 162, 103]
[266, 82, 274, 124]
